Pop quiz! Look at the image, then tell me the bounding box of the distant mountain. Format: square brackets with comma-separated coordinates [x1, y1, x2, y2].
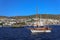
[0, 16, 8, 19]
[10, 14, 60, 19]
[0, 14, 60, 19]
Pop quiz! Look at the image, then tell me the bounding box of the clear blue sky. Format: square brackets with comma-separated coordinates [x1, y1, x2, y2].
[0, 0, 60, 16]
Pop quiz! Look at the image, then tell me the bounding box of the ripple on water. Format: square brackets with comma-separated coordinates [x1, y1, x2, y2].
[0, 25, 60, 40]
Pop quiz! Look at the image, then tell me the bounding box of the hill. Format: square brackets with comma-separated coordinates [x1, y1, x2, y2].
[0, 14, 60, 19]
[10, 14, 60, 19]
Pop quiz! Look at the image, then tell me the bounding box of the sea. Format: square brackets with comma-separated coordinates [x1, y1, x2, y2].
[0, 25, 60, 40]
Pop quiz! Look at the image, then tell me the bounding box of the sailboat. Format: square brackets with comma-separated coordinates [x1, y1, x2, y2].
[29, 15, 51, 33]
[29, 5, 51, 33]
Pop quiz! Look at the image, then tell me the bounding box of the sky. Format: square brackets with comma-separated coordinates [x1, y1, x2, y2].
[0, 0, 60, 16]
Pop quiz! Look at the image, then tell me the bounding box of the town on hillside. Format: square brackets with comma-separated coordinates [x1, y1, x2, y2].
[0, 14, 60, 27]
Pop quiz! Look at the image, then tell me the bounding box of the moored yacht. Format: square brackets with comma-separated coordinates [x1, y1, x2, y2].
[29, 2, 52, 33]
[29, 18, 52, 33]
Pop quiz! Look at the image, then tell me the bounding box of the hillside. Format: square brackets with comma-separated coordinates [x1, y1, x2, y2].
[10, 14, 60, 19]
[0, 14, 60, 19]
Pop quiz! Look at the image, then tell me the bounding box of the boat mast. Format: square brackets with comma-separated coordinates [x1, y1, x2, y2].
[36, 0, 38, 18]
[36, 1, 39, 27]
[36, 6, 38, 19]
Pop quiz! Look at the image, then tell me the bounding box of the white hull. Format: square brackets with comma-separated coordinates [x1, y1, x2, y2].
[31, 30, 51, 33]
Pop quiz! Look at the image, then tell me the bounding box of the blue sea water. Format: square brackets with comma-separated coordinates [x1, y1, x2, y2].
[0, 25, 60, 40]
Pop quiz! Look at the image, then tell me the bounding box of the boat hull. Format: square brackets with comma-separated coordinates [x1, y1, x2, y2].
[31, 30, 51, 33]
